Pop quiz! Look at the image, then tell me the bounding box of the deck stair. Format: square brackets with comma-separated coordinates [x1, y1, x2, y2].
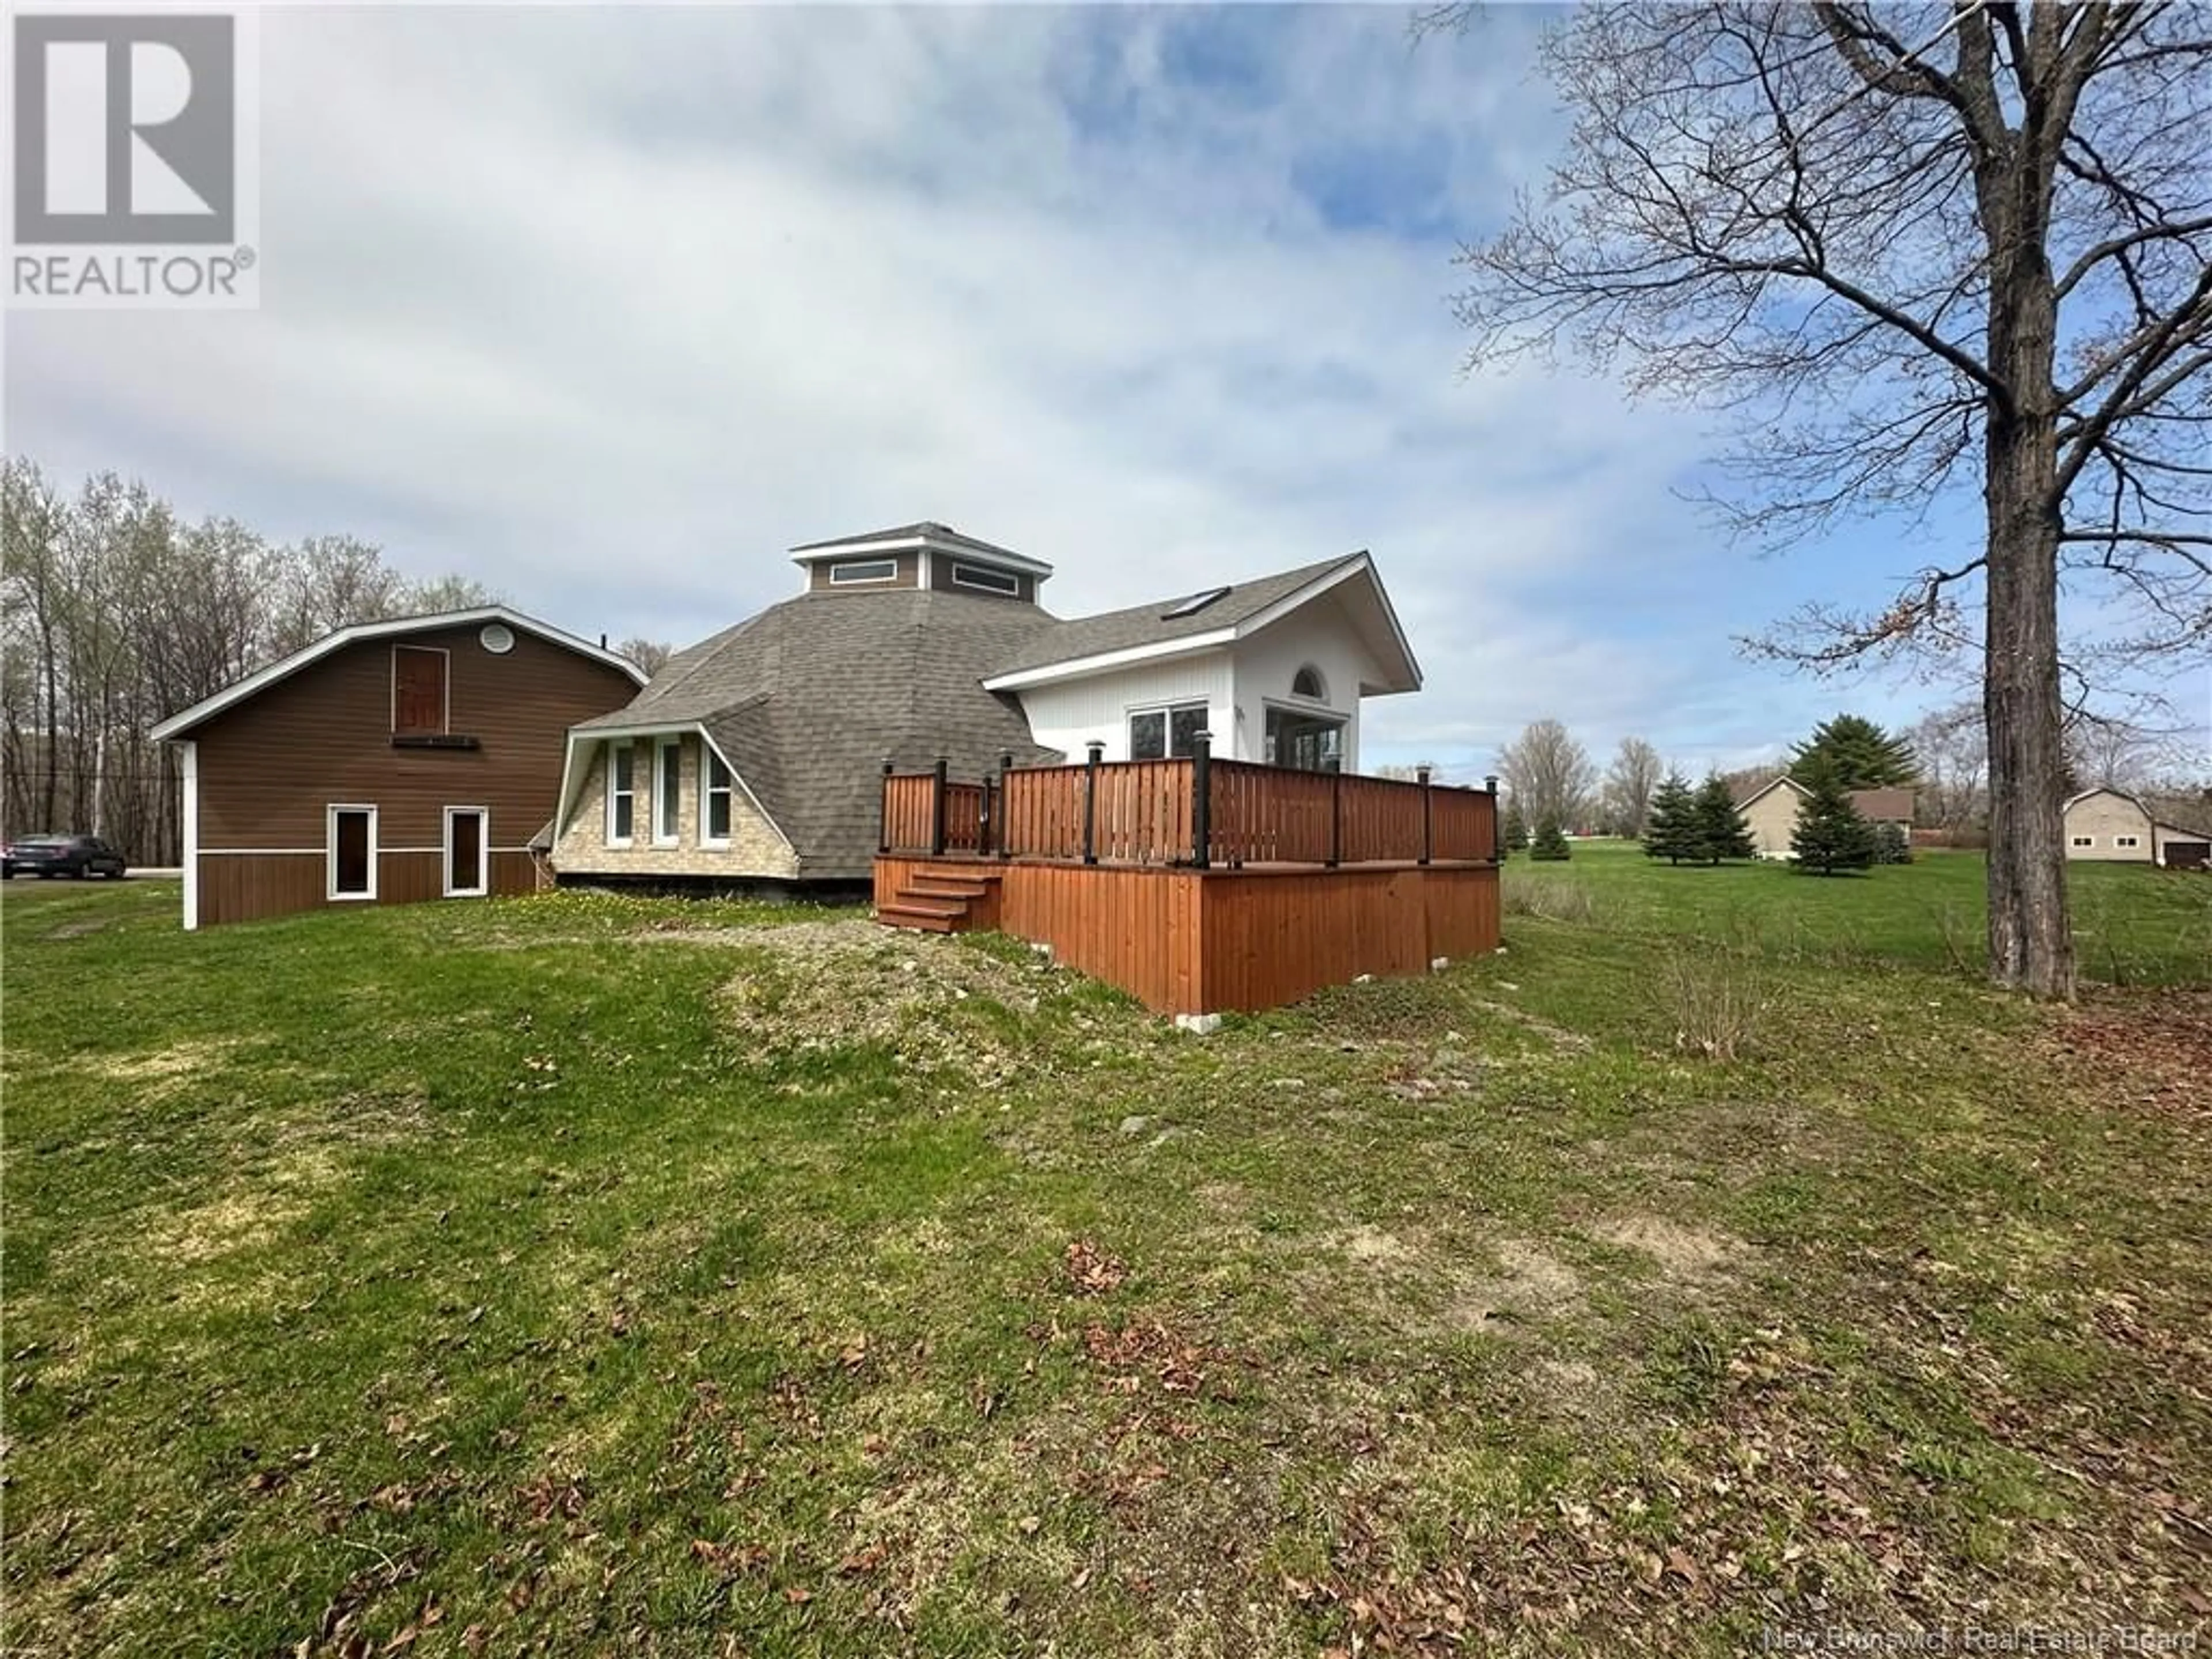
[875, 868, 1002, 934]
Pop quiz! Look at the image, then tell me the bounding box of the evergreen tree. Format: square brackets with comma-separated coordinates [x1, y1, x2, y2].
[1501, 797, 1530, 854]
[1790, 757, 1878, 875]
[1873, 821, 1913, 866]
[1529, 813, 1572, 862]
[1691, 774, 1756, 863]
[1642, 773, 1699, 865]
[1789, 714, 1919, 792]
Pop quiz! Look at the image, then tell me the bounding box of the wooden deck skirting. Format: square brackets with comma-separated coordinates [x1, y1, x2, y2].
[872, 855, 1501, 1016]
[874, 744, 1502, 1014]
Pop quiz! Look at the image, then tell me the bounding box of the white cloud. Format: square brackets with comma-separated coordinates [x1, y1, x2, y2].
[8, 4, 2051, 774]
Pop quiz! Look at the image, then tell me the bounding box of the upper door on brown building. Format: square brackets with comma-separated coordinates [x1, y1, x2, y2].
[392, 646, 448, 735]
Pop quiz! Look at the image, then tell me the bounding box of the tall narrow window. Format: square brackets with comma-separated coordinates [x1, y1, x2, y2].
[702, 748, 734, 844]
[655, 738, 681, 844]
[444, 807, 488, 897]
[607, 744, 635, 846]
[392, 646, 448, 734]
[327, 805, 377, 900]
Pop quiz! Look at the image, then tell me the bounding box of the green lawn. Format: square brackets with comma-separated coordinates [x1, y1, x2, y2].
[3, 865, 2208, 1655]
[1514, 840, 2211, 985]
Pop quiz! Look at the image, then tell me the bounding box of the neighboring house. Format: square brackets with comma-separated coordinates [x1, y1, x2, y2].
[150, 608, 646, 929]
[548, 522, 1421, 889]
[1733, 775, 1918, 859]
[2062, 787, 2211, 868]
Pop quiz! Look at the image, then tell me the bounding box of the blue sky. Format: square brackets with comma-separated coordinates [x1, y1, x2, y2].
[10, 5, 2191, 779]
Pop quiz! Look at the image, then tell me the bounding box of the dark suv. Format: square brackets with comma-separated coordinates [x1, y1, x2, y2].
[1, 835, 127, 880]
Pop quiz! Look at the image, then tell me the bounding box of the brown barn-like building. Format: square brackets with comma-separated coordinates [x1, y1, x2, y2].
[150, 608, 645, 928]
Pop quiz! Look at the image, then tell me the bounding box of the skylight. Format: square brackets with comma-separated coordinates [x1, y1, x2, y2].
[1160, 586, 1231, 620]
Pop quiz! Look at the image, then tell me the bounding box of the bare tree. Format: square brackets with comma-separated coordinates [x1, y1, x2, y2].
[1440, 2, 2212, 997]
[1603, 736, 1665, 836]
[616, 637, 675, 678]
[2064, 714, 2164, 792]
[406, 573, 503, 615]
[1498, 718, 1597, 830]
[0, 460, 556, 860]
[1908, 702, 1990, 830]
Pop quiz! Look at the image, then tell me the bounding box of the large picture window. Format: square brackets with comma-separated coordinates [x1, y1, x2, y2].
[655, 738, 681, 844]
[607, 744, 635, 846]
[702, 748, 734, 844]
[1129, 702, 1209, 760]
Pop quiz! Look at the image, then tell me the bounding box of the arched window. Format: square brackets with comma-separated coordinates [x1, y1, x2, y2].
[1291, 664, 1326, 700]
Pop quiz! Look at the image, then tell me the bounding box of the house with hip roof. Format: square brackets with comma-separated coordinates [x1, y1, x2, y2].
[544, 522, 1422, 889]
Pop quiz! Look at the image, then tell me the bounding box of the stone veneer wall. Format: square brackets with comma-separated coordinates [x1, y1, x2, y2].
[552, 734, 800, 880]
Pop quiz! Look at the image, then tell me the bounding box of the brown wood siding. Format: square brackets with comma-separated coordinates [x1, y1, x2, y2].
[190, 624, 636, 926]
[874, 855, 1500, 1016]
[805, 552, 921, 593]
[194, 850, 539, 926]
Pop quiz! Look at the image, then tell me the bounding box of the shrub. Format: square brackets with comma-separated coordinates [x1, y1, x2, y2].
[1501, 798, 1531, 854]
[1654, 947, 1770, 1060]
[1529, 814, 1572, 862]
[1502, 870, 1597, 922]
[1873, 822, 1912, 865]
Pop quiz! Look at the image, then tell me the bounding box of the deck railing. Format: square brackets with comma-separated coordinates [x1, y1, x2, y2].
[879, 738, 1498, 869]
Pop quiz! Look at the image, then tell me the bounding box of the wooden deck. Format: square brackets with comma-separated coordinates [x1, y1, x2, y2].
[874, 748, 1501, 1015]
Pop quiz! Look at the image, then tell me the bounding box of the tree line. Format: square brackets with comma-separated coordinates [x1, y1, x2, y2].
[1493, 710, 2208, 855]
[0, 459, 668, 864]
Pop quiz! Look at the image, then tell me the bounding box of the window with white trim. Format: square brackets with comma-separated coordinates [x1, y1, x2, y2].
[327, 805, 377, 900]
[607, 744, 635, 846]
[2115, 834, 2141, 849]
[830, 559, 898, 585]
[2071, 835, 2094, 847]
[702, 747, 734, 844]
[1290, 664, 1327, 700]
[952, 562, 1020, 596]
[654, 738, 681, 844]
[1129, 702, 1209, 761]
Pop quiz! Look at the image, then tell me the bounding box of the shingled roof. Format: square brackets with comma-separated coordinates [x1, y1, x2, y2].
[987, 554, 1363, 680]
[574, 589, 1059, 878]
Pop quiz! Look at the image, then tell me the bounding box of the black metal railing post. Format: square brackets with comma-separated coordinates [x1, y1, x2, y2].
[1418, 764, 1433, 865]
[1328, 767, 1342, 868]
[1191, 732, 1213, 870]
[930, 755, 949, 857]
[1485, 774, 1501, 863]
[878, 757, 894, 854]
[1082, 740, 1104, 865]
[999, 750, 1016, 859]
